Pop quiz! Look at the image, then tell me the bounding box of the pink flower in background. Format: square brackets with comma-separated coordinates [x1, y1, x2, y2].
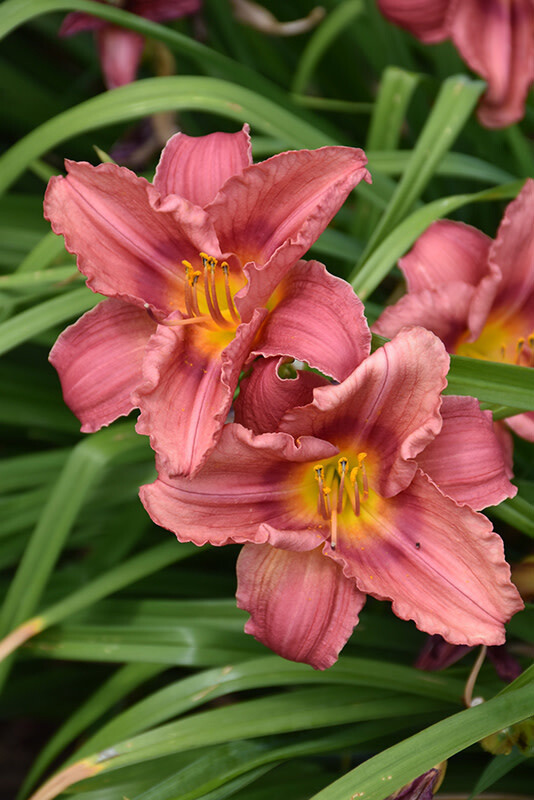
[141, 327, 522, 669]
[376, 0, 534, 128]
[60, 0, 202, 89]
[374, 179, 534, 442]
[45, 126, 371, 476]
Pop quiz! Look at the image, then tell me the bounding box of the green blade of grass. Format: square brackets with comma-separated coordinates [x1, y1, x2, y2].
[291, 0, 365, 95]
[28, 689, 449, 799]
[309, 675, 534, 800]
[351, 180, 524, 298]
[0, 422, 150, 692]
[0, 75, 337, 197]
[17, 663, 166, 800]
[357, 75, 485, 264]
[0, 286, 99, 355]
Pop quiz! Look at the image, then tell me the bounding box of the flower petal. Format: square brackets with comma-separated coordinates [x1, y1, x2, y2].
[328, 470, 523, 645]
[236, 543, 366, 669]
[489, 179, 534, 320]
[134, 308, 267, 476]
[252, 260, 371, 381]
[139, 423, 337, 547]
[399, 220, 492, 293]
[235, 357, 328, 434]
[373, 283, 473, 351]
[377, 0, 451, 42]
[59, 11, 106, 35]
[415, 395, 516, 509]
[44, 160, 220, 314]
[450, 0, 534, 128]
[153, 126, 252, 207]
[96, 26, 145, 89]
[131, 0, 201, 22]
[207, 146, 370, 306]
[49, 298, 155, 432]
[282, 327, 449, 498]
[505, 411, 534, 442]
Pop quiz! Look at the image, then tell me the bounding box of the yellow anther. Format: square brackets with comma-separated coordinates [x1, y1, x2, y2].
[323, 486, 331, 497]
[350, 467, 358, 485]
[357, 452, 368, 466]
[337, 457, 348, 475]
[314, 465, 324, 481]
[515, 338, 525, 365]
[221, 261, 230, 273]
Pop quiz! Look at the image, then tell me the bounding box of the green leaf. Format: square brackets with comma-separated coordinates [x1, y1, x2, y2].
[490, 495, 534, 539]
[32, 688, 449, 798]
[0, 423, 149, 690]
[357, 75, 485, 265]
[18, 663, 166, 800]
[445, 355, 534, 411]
[0, 286, 99, 356]
[292, 0, 365, 95]
[351, 181, 524, 298]
[0, 76, 334, 197]
[68, 654, 463, 765]
[309, 678, 534, 800]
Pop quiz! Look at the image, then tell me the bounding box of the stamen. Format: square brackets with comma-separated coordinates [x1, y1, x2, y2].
[221, 262, 240, 324]
[182, 260, 195, 317]
[515, 338, 525, 365]
[350, 467, 360, 516]
[200, 253, 228, 327]
[337, 457, 348, 513]
[190, 270, 202, 317]
[529, 334, 534, 366]
[314, 465, 328, 519]
[358, 453, 369, 500]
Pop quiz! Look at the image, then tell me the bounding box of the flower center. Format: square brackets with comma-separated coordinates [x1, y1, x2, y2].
[456, 320, 534, 366]
[313, 453, 369, 550]
[146, 252, 243, 331]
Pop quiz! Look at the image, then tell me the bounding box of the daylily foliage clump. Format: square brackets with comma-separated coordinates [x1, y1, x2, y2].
[47, 129, 522, 670]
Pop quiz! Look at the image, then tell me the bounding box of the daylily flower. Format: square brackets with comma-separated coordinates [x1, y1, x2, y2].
[140, 327, 522, 669]
[374, 180, 534, 442]
[376, 0, 534, 127]
[59, 0, 202, 89]
[45, 126, 371, 476]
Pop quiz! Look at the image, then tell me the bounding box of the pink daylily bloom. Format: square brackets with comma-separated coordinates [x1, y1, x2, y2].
[377, 0, 534, 128]
[140, 327, 522, 669]
[374, 179, 534, 442]
[60, 0, 202, 89]
[46, 127, 371, 476]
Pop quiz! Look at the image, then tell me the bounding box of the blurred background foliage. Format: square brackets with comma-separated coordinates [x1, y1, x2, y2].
[0, 0, 533, 798]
